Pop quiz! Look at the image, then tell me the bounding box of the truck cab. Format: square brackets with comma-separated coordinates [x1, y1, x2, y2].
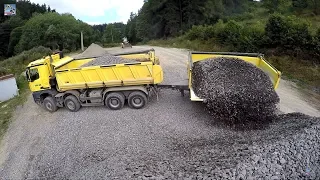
[26, 50, 163, 113]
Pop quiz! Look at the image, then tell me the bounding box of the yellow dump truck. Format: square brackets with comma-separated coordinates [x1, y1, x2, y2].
[26, 50, 281, 113]
[26, 50, 163, 112]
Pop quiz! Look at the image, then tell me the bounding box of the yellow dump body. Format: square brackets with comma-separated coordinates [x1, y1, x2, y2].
[55, 62, 163, 92]
[54, 49, 159, 71]
[112, 49, 160, 65]
[188, 52, 282, 102]
[54, 58, 93, 70]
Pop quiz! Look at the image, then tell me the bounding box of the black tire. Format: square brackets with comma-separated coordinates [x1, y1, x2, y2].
[64, 95, 81, 112]
[105, 92, 125, 110]
[128, 91, 147, 109]
[43, 96, 58, 112]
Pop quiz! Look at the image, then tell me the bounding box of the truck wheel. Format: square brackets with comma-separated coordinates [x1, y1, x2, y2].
[128, 91, 147, 109]
[43, 96, 58, 113]
[64, 95, 81, 112]
[105, 92, 125, 110]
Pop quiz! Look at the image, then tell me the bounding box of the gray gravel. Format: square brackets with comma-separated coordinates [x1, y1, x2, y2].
[192, 57, 280, 129]
[80, 54, 138, 67]
[0, 47, 319, 180]
[73, 43, 109, 59]
[74, 43, 138, 67]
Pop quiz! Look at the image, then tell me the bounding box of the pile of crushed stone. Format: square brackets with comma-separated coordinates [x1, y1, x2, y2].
[73, 43, 138, 67]
[192, 57, 280, 128]
[107, 113, 320, 179]
[80, 54, 138, 67]
[73, 43, 109, 59]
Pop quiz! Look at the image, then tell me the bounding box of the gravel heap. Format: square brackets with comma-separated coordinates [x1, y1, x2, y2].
[80, 54, 138, 67]
[192, 57, 280, 128]
[122, 113, 320, 179]
[73, 43, 109, 59]
[230, 113, 320, 179]
[73, 43, 138, 67]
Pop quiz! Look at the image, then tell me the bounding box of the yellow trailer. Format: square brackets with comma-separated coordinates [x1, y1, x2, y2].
[159, 52, 281, 102]
[26, 50, 163, 112]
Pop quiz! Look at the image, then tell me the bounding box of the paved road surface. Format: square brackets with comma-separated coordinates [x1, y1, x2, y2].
[0, 46, 319, 179]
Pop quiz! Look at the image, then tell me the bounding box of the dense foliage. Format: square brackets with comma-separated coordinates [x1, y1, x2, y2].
[124, 0, 320, 42]
[14, 13, 97, 54]
[0, 46, 52, 76]
[182, 14, 320, 61]
[0, 0, 101, 60]
[122, 0, 320, 61]
[2, 0, 320, 62]
[0, 0, 57, 58]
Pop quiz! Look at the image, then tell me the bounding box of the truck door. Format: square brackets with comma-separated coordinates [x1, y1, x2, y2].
[27, 65, 51, 92]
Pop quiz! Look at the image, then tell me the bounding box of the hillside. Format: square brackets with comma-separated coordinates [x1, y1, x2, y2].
[0, 0, 319, 87]
[123, 0, 320, 88]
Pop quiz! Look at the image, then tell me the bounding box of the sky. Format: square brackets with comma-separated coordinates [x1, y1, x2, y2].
[29, 0, 144, 25]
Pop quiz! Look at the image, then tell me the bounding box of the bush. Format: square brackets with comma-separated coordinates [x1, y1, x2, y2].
[185, 25, 206, 41]
[313, 29, 320, 58]
[238, 22, 265, 52]
[0, 46, 52, 76]
[216, 20, 243, 48]
[265, 14, 312, 51]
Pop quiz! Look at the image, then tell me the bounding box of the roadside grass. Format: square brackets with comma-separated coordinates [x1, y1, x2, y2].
[148, 37, 229, 52]
[268, 56, 320, 87]
[147, 39, 320, 89]
[0, 46, 55, 141]
[0, 47, 83, 141]
[0, 77, 29, 139]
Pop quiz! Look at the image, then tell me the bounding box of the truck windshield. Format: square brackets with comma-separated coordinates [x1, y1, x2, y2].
[29, 68, 40, 82]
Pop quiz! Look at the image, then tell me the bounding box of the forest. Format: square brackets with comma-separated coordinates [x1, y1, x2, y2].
[0, 0, 100, 59]
[124, 0, 320, 62]
[1, 0, 320, 62]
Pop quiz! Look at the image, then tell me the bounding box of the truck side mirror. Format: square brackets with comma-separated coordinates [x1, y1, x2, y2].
[26, 71, 31, 82]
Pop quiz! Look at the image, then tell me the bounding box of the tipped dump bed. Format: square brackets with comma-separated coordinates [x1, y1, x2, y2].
[188, 52, 282, 102]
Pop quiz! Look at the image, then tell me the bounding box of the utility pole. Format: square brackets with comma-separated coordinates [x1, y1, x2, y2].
[81, 31, 84, 51]
[179, 0, 182, 31]
[111, 28, 114, 43]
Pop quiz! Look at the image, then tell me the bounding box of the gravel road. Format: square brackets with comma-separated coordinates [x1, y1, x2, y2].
[0, 46, 319, 179]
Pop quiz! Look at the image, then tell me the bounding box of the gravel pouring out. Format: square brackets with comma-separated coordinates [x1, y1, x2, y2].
[192, 57, 280, 128]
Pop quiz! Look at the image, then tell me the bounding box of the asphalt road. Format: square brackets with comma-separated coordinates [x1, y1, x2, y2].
[0, 46, 319, 179]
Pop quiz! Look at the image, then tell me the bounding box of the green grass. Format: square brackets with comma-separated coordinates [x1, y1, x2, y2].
[0, 76, 29, 140]
[231, 7, 320, 34]
[148, 37, 229, 52]
[268, 56, 320, 87]
[0, 47, 59, 141]
[0, 47, 83, 141]
[0, 46, 52, 77]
